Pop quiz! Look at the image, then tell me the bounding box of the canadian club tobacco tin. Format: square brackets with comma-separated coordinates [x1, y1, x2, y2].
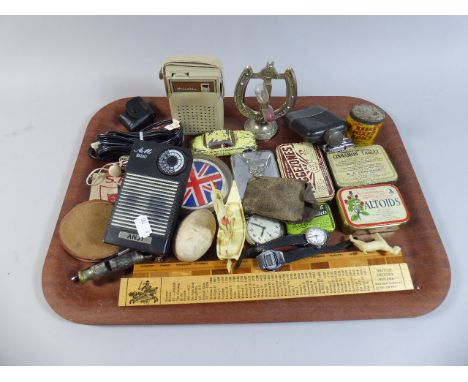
[286, 203, 336, 234]
[326, 144, 398, 188]
[276, 142, 335, 202]
[336, 184, 410, 234]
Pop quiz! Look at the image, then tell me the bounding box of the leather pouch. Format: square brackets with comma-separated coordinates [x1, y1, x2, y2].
[242, 177, 320, 223]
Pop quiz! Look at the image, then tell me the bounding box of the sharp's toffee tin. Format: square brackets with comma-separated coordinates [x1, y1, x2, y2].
[336, 184, 409, 234]
[276, 142, 335, 202]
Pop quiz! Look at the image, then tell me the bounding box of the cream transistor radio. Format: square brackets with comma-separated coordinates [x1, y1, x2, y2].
[160, 55, 224, 135]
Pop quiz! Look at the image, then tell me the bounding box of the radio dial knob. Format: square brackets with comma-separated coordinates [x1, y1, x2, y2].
[158, 149, 186, 176]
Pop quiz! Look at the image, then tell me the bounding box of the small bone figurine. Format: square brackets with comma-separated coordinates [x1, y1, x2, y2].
[349, 233, 401, 255]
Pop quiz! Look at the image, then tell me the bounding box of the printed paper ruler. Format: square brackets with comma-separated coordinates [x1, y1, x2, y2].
[118, 251, 413, 306]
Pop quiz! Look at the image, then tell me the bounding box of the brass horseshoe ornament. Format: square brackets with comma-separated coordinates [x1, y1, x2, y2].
[234, 63, 297, 122]
[234, 62, 297, 139]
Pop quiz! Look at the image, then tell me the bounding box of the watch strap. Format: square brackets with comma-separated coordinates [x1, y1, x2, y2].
[283, 240, 353, 264]
[254, 235, 307, 253]
[237, 234, 308, 267]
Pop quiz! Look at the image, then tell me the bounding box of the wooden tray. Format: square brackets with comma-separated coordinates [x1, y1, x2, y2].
[42, 96, 451, 325]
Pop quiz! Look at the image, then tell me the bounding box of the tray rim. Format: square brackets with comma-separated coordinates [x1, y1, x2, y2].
[41, 95, 452, 325]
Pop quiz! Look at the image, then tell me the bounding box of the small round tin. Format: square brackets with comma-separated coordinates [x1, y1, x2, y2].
[336, 184, 409, 234]
[346, 104, 386, 146]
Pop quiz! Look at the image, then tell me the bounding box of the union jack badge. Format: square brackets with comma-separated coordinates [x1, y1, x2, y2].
[182, 157, 231, 210]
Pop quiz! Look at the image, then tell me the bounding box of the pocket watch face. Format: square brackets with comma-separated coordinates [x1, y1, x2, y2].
[246, 215, 285, 244]
[304, 227, 328, 247]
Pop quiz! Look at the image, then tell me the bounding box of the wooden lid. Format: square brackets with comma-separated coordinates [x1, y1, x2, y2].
[58, 200, 119, 262]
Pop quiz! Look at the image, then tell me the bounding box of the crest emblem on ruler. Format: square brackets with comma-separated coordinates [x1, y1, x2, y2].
[182, 158, 225, 209]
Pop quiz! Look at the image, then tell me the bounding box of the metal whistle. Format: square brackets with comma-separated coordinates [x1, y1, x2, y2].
[71, 248, 154, 284]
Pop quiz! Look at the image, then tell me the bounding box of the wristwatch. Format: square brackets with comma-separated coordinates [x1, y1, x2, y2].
[256, 240, 353, 271]
[236, 227, 330, 269]
[260, 226, 328, 250]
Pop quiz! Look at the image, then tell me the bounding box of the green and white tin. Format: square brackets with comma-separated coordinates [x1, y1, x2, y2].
[336, 184, 410, 234]
[286, 203, 336, 234]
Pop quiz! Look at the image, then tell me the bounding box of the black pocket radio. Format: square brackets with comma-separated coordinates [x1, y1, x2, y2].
[104, 141, 192, 255]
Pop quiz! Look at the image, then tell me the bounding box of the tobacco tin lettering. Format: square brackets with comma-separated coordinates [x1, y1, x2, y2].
[326, 145, 398, 188]
[276, 142, 335, 202]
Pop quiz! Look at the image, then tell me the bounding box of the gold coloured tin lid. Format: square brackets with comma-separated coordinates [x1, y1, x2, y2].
[276, 142, 335, 202]
[326, 144, 398, 188]
[336, 184, 410, 234]
[350, 104, 386, 125]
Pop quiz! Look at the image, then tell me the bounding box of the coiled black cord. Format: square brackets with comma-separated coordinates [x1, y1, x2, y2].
[88, 119, 184, 161]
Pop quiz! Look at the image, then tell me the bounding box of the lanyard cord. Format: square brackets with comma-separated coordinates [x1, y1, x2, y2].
[88, 119, 183, 161]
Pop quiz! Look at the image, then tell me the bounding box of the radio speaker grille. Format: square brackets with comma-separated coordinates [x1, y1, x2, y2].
[175, 105, 217, 135]
[110, 172, 179, 237]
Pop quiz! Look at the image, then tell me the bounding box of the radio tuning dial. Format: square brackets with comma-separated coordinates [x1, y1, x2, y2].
[158, 149, 186, 176]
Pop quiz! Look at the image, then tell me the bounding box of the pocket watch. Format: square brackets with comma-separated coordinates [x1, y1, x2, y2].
[245, 215, 285, 245]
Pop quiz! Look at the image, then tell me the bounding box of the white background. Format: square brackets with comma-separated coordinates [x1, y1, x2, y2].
[0, 16, 466, 365]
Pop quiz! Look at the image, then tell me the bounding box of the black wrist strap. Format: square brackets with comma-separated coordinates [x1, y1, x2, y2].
[236, 235, 307, 269]
[283, 240, 353, 264]
[251, 235, 307, 255]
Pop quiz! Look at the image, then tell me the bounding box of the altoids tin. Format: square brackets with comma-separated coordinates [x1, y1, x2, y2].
[326, 144, 398, 188]
[286, 203, 335, 234]
[182, 155, 232, 211]
[336, 184, 410, 234]
[276, 142, 335, 202]
[346, 103, 386, 146]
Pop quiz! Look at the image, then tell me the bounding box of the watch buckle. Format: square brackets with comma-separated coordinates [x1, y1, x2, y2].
[256, 250, 285, 272]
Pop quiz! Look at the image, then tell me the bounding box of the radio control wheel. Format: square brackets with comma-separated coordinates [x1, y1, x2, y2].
[158, 149, 186, 176]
